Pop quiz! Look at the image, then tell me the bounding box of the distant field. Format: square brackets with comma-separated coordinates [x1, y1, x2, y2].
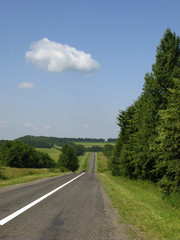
[74, 142, 115, 148]
[35, 147, 61, 162]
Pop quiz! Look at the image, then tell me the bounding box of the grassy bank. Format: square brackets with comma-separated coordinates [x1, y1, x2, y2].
[0, 167, 65, 188]
[96, 153, 180, 240]
[78, 152, 91, 172]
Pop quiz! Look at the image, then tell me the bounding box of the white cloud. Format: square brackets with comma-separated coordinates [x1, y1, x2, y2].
[44, 125, 51, 129]
[24, 122, 38, 131]
[25, 38, 100, 73]
[0, 120, 9, 128]
[83, 123, 89, 128]
[18, 82, 35, 89]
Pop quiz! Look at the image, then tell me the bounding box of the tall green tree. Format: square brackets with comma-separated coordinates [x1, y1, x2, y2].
[58, 144, 79, 172]
[111, 29, 180, 194]
[151, 79, 180, 194]
[152, 28, 180, 109]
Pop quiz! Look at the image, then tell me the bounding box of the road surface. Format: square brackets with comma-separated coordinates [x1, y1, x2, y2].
[0, 153, 130, 240]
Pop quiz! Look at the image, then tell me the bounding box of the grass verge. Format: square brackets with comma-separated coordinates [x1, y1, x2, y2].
[96, 152, 109, 173]
[0, 167, 66, 188]
[78, 152, 91, 172]
[96, 153, 180, 240]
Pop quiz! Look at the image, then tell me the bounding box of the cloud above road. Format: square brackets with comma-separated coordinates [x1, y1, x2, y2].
[25, 38, 100, 73]
[17, 82, 35, 89]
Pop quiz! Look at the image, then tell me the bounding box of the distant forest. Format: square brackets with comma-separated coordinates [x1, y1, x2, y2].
[0, 136, 116, 148]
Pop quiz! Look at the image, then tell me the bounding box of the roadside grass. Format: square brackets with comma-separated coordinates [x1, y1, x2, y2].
[96, 152, 109, 173]
[0, 149, 91, 188]
[96, 152, 180, 240]
[78, 152, 91, 172]
[0, 167, 66, 188]
[74, 141, 115, 148]
[35, 147, 61, 162]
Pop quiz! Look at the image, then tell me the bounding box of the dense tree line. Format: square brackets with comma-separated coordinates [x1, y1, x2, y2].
[74, 144, 86, 156]
[109, 29, 180, 195]
[0, 141, 55, 168]
[14, 136, 107, 148]
[71, 138, 105, 142]
[16, 136, 72, 148]
[86, 146, 103, 152]
[107, 138, 117, 142]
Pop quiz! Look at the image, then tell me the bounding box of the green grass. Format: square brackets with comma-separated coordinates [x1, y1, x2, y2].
[74, 141, 115, 148]
[35, 147, 61, 162]
[78, 152, 91, 172]
[96, 152, 180, 240]
[95, 152, 109, 173]
[0, 167, 66, 188]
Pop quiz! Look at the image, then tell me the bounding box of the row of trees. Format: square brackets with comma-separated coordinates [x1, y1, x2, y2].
[109, 29, 180, 195]
[16, 136, 73, 148]
[14, 136, 112, 148]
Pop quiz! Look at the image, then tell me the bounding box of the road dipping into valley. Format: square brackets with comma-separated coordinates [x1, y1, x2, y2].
[0, 152, 131, 240]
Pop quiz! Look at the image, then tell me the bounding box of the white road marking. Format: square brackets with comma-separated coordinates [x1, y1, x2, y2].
[0, 172, 85, 226]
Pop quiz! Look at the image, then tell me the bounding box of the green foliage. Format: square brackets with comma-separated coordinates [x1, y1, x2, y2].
[58, 144, 79, 172]
[107, 138, 116, 142]
[0, 141, 55, 168]
[85, 146, 103, 152]
[73, 144, 85, 156]
[73, 138, 105, 142]
[111, 29, 180, 195]
[16, 135, 72, 148]
[0, 140, 6, 147]
[102, 144, 114, 159]
[151, 79, 180, 194]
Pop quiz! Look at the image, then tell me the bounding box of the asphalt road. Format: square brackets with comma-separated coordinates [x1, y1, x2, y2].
[0, 153, 130, 240]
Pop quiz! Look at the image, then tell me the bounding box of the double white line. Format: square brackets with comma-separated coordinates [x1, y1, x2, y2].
[0, 172, 85, 226]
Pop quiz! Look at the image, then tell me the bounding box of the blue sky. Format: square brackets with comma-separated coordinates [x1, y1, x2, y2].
[1, 0, 180, 140]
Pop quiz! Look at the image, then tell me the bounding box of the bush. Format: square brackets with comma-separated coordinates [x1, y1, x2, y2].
[58, 144, 79, 172]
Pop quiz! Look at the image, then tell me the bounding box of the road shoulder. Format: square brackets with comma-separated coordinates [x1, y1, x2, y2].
[99, 176, 145, 240]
